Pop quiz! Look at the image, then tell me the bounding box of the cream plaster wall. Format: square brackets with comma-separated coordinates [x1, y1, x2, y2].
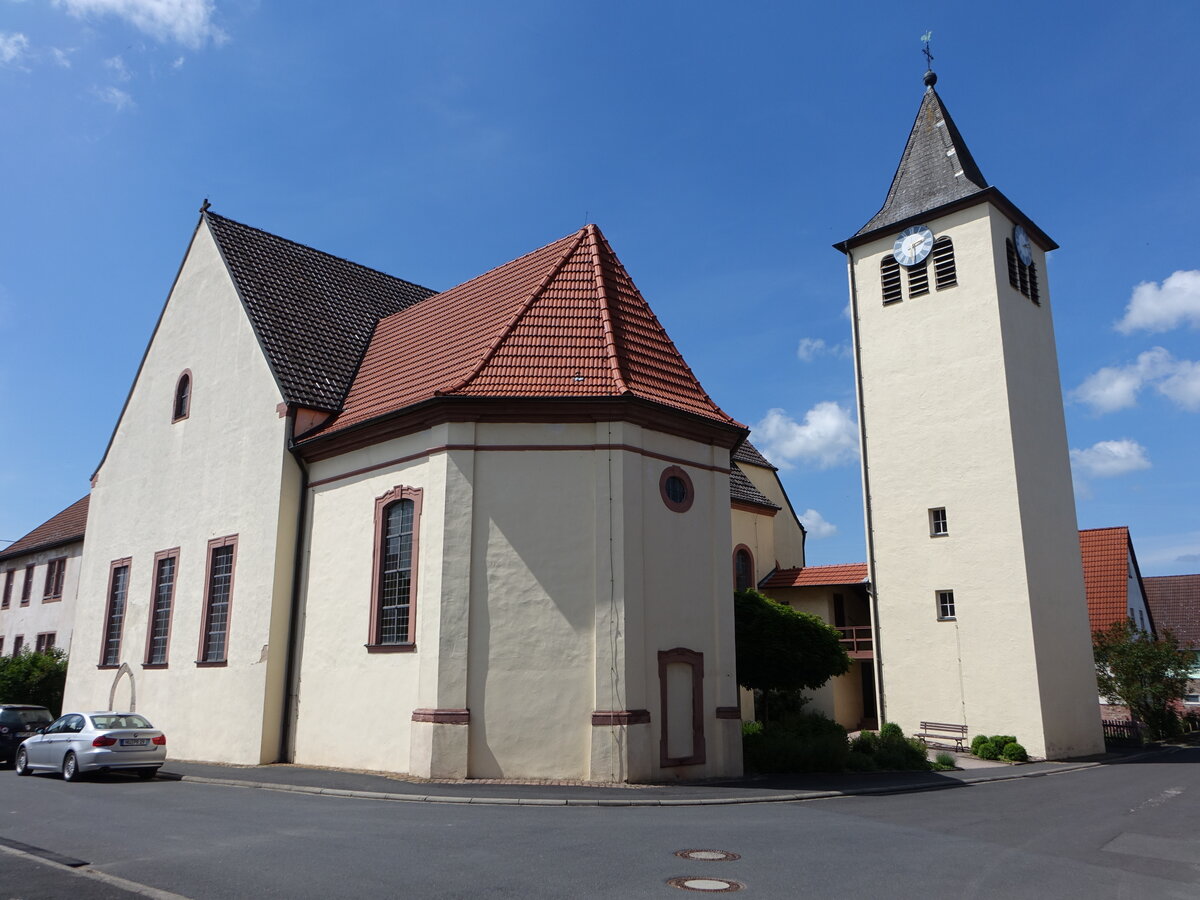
[63, 221, 297, 764]
[0, 542, 83, 660]
[731, 509, 776, 587]
[1124, 549, 1153, 633]
[737, 462, 806, 570]
[850, 202, 1103, 758]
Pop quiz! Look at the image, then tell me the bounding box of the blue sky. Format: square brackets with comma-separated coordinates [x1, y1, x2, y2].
[1, 1, 1197, 575]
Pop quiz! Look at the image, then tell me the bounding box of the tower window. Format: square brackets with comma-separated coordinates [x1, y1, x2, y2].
[1028, 263, 1040, 305]
[173, 370, 192, 422]
[907, 259, 929, 297]
[929, 507, 948, 537]
[936, 590, 956, 621]
[880, 255, 902, 304]
[932, 237, 956, 289]
[1006, 239, 1039, 304]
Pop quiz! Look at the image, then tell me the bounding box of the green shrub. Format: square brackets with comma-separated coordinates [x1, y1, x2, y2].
[878, 722, 904, 741]
[849, 730, 879, 755]
[741, 712, 850, 773]
[844, 751, 878, 772]
[975, 740, 1000, 760]
[990, 735, 1017, 751]
[970, 734, 990, 754]
[1000, 742, 1028, 762]
[934, 751, 956, 769]
[0, 648, 68, 715]
[741, 720, 763, 737]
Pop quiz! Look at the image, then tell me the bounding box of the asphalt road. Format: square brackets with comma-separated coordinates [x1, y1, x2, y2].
[2, 748, 1198, 899]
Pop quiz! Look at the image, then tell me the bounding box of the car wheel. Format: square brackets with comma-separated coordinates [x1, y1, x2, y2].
[15, 748, 31, 776]
[62, 751, 81, 782]
[136, 767, 159, 781]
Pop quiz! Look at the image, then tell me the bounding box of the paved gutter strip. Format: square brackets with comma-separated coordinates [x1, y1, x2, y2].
[173, 760, 1108, 808]
[0, 835, 89, 867]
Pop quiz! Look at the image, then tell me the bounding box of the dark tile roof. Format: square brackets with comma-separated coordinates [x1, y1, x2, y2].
[855, 84, 988, 238]
[733, 439, 776, 470]
[762, 563, 868, 589]
[204, 212, 437, 412]
[312, 224, 740, 437]
[729, 463, 779, 510]
[1144, 575, 1200, 649]
[0, 496, 89, 563]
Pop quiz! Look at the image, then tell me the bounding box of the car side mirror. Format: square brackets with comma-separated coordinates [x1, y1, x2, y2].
[37, 727, 47, 734]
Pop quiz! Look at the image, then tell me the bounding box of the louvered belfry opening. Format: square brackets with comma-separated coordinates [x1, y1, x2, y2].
[932, 236, 956, 289]
[907, 259, 930, 297]
[880, 255, 902, 303]
[1006, 238, 1040, 304]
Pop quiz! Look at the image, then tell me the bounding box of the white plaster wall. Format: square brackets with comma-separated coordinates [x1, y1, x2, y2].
[0, 542, 83, 659]
[738, 463, 806, 569]
[731, 508, 776, 587]
[63, 221, 296, 764]
[851, 202, 1101, 758]
[1124, 549, 1152, 633]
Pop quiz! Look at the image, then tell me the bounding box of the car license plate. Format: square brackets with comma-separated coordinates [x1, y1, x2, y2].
[18, 732, 33, 738]
[121, 738, 149, 746]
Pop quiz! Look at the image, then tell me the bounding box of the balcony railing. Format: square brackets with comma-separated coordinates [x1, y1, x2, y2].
[839, 625, 873, 659]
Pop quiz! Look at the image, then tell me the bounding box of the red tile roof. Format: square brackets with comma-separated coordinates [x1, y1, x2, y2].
[1143, 574, 1200, 649]
[762, 563, 868, 589]
[1079, 526, 1140, 633]
[0, 496, 89, 562]
[316, 225, 738, 437]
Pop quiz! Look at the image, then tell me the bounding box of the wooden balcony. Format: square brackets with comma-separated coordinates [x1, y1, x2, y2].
[839, 625, 874, 659]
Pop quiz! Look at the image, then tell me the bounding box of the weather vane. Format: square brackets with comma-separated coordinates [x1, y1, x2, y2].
[921, 31, 934, 69]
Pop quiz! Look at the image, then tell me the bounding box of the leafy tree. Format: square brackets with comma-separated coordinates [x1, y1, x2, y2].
[1093, 619, 1192, 740]
[734, 589, 851, 707]
[0, 648, 69, 716]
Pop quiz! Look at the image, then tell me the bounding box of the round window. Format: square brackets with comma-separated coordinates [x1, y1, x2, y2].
[659, 466, 695, 513]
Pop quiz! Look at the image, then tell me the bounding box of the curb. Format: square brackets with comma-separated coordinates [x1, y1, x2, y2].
[170, 760, 1104, 807]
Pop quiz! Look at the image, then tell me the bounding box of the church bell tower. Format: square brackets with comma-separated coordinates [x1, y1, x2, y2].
[836, 68, 1104, 759]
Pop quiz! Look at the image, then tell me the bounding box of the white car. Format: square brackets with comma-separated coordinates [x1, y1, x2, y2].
[15, 711, 166, 781]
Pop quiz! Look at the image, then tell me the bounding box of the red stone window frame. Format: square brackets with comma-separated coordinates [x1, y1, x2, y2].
[733, 545, 755, 591]
[1, 569, 13, 609]
[658, 647, 706, 768]
[42, 557, 67, 602]
[173, 369, 192, 422]
[143, 548, 179, 668]
[367, 486, 422, 653]
[197, 535, 237, 666]
[35, 632, 56, 653]
[99, 558, 132, 669]
[659, 466, 695, 514]
[20, 564, 34, 605]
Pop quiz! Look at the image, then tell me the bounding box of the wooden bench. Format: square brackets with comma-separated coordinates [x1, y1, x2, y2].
[916, 721, 968, 751]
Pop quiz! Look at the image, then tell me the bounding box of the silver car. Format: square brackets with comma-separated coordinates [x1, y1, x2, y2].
[14, 711, 166, 781]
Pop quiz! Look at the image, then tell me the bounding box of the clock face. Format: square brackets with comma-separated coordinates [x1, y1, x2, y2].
[893, 225, 934, 266]
[1013, 225, 1033, 266]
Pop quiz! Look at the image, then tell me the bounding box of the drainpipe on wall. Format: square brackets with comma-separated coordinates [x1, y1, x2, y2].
[845, 251, 886, 728]
[278, 411, 311, 763]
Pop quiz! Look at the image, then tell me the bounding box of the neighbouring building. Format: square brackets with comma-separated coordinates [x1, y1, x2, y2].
[833, 68, 1104, 759]
[1079, 526, 1155, 636]
[0, 496, 88, 659]
[62, 212, 748, 782]
[1143, 574, 1200, 707]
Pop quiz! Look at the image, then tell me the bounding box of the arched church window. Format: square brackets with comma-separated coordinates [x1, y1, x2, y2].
[932, 237, 957, 289]
[368, 485, 423, 651]
[173, 371, 192, 422]
[734, 547, 754, 591]
[880, 255, 902, 304]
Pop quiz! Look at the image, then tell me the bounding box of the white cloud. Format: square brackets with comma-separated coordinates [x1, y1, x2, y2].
[51, 47, 75, 68]
[104, 54, 131, 81]
[795, 337, 850, 363]
[172, 55, 184, 68]
[1115, 270, 1200, 334]
[754, 402, 859, 470]
[54, 0, 226, 48]
[799, 508, 837, 539]
[1071, 347, 1200, 414]
[1069, 439, 1151, 479]
[0, 31, 30, 65]
[92, 84, 133, 110]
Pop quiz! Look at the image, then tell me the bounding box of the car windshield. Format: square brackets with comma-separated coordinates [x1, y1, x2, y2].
[90, 714, 153, 730]
[0, 708, 53, 727]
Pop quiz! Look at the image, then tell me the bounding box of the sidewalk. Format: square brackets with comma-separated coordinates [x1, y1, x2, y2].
[155, 748, 1140, 807]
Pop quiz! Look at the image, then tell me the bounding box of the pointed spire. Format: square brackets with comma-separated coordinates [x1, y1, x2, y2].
[854, 76, 989, 237]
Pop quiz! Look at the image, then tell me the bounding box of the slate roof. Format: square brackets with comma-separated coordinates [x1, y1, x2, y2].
[762, 563, 869, 589]
[729, 463, 779, 510]
[855, 80, 989, 238]
[314, 224, 739, 437]
[1143, 575, 1200, 649]
[1079, 527, 1148, 634]
[204, 212, 436, 412]
[733, 439, 776, 470]
[0, 496, 89, 563]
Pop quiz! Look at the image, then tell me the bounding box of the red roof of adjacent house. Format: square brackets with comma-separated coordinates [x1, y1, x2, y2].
[314, 225, 739, 437]
[1143, 574, 1200, 649]
[0, 496, 89, 563]
[762, 563, 869, 589]
[1079, 526, 1143, 633]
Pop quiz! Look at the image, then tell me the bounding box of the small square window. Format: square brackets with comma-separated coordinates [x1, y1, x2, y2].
[936, 590, 956, 621]
[929, 507, 948, 537]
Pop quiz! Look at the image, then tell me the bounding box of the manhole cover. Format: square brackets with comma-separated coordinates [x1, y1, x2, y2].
[674, 850, 741, 862]
[666, 876, 744, 892]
